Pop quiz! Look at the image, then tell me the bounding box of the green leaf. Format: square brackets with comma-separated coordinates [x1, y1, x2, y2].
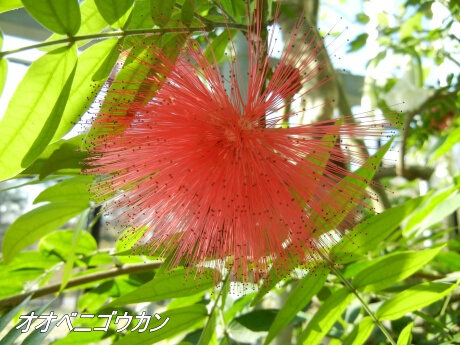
[228, 309, 279, 341]
[2, 202, 89, 263]
[105, 268, 217, 307]
[396, 322, 413, 345]
[429, 127, 460, 163]
[297, 288, 353, 344]
[39, 142, 88, 179]
[436, 251, 460, 271]
[311, 138, 394, 237]
[22, 63, 77, 168]
[0, 299, 56, 345]
[21, 320, 57, 345]
[21, 0, 81, 35]
[39, 229, 97, 259]
[400, 12, 423, 39]
[125, 0, 155, 30]
[332, 196, 425, 264]
[376, 281, 458, 321]
[408, 193, 460, 235]
[356, 13, 370, 24]
[44, 0, 108, 49]
[60, 211, 90, 291]
[52, 38, 120, 141]
[20, 135, 85, 176]
[0, 45, 77, 182]
[91, 39, 122, 81]
[197, 311, 216, 345]
[0, 295, 32, 333]
[264, 268, 329, 345]
[347, 33, 368, 52]
[353, 246, 444, 292]
[2, 251, 61, 271]
[342, 317, 374, 345]
[0, 0, 23, 13]
[219, 0, 245, 22]
[150, 0, 176, 27]
[113, 305, 208, 345]
[181, 0, 195, 25]
[204, 29, 237, 64]
[0, 57, 7, 98]
[404, 187, 456, 235]
[95, 0, 134, 29]
[34, 175, 94, 204]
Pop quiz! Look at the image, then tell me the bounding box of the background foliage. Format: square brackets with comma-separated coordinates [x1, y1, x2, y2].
[0, 0, 459, 344]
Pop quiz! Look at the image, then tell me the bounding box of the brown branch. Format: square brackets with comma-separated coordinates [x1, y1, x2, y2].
[0, 261, 163, 308]
[375, 165, 434, 181]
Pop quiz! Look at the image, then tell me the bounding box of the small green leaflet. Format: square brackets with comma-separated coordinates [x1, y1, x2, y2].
[21, 0, 81, 35]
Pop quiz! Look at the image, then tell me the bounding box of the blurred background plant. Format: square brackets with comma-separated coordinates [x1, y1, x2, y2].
[0, 0, 459, 344]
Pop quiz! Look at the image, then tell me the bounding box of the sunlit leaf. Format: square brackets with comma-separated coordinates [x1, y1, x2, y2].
[39, 229, 97, 259]
[404, 186, 457, 235]
[332, 196, 425, 264]
[396, 322, 413, 345]
[181, 0, 195, 25]
[20, 135, 85, 176]
[39, 142, 88, 179]
[219, 0, 245, 22]
[34, 175, 94, 204]
[228, 309, 279, 343]
[376, 281, 458, 320]
[0, 0, 23, 13]
[264, 268, 329, 345]
[60, 211, 90, 291]
[22, 0, 81, 35]
[95, 0, 134, 29]
[407, 194, 460, 235]
[297, 288, 353, 344]
[347, 33, 369, 52]
[0, 57, 7, 98]
[0, 45, 77, 182]
[429, 127, 460, 163]
[353, 246, 444, 292]
[436, 251, 460, 271]
[43, 0, 108, 49]
[150, 0, 176, 27]
[52, 38, 120, 141]
[342, 317, 374, 345]
[125, 0, 155, 30]
[2, 202, 89, 263]
[105, 268, 217, 307]
[204, 29, 237, 64]
[197, 311, 216, 345]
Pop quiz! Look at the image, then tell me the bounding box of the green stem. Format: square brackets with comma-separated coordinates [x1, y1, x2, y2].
[0, 22, 247, 58]
[331, 265, 397, 345]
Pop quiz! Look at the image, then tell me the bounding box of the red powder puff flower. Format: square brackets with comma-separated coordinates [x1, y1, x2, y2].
[86, 3, 393, 283]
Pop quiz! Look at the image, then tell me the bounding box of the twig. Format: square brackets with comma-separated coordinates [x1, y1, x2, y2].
[374, 165, 434, 181]
[0, 261, 163, 308]
[331, 265, 397, 345]
[0, 23, 247, 58]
